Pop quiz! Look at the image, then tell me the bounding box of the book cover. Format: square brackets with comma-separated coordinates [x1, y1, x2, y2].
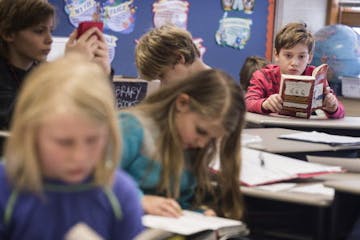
[279, 64, 329, 118]
[141, 210, 248, 239]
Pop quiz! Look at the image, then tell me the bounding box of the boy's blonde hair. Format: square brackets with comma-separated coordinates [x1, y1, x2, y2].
[4, 54, 121, 193]
[0, 0, 55, 58]
[134, 69, 245, 219]
[274, 22, 314, 55]
[135, 24, 200, 80]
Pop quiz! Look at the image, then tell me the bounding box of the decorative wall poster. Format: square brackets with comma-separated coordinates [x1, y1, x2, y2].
[215, 13, 252, 50]
[243, 0, 255, 14]
[151, 0, 206, 58]
[222, 0, 255, 14]
[64, 0, 136, 62]
[152, 0, 189, 29]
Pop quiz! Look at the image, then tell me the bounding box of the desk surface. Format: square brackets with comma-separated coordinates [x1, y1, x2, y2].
[243, 128, 360, 154]
[242, 173, 360, 207]
[242, 182, 333, 207]
[245, 112, 360, 130]
[325, 180, 360, 195]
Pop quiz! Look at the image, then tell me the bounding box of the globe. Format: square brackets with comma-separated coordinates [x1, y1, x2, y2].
[312, 24, 360, 96]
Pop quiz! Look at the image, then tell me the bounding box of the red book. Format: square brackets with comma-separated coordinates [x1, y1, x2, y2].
[77, 21, 104, 39]
[279, 64, 329, 119]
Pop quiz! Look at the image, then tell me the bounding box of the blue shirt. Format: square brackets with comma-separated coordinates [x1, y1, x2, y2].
[0, 164, 144, 240]
[119, 112, 197, 209]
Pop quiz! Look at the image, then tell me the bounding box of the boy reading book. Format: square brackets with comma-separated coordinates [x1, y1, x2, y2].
[279, 63, 328, 118]
[245, 22, 344, 119]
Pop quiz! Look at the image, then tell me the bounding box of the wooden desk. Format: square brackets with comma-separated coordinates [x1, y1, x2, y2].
[324, 178, 360, 240]
[245, 112, 360, 136]
[243, 173, 360, 240]
[243, 128, 360, 157]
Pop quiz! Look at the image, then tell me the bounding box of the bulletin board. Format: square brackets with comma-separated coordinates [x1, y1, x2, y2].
[49, 0, 275, 82]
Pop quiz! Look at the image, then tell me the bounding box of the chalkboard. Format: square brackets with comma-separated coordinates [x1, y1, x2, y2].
[113, 78, 160, 108]
[49, 0, 275, 82]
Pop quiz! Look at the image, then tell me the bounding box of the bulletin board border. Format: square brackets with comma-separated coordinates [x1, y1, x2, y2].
[266, 0, 276, 60]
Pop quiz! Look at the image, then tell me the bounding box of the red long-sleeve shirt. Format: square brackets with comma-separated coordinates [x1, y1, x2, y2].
[245, 64, 345, 119]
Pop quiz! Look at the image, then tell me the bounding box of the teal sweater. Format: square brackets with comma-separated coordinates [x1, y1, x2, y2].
[118, 112, 196, 209]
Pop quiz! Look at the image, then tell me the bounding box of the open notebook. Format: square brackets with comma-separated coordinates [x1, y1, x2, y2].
[141, 210, 248, 239]
[211, 148, 343, 186]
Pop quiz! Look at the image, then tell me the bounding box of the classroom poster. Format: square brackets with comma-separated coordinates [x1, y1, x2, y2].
[51, 0, 274, 80]
[63, 0, 136, 62]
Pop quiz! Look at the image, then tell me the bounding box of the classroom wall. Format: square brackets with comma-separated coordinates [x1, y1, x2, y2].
[49, 0, 274, 82]
[275, 0, 328, 35]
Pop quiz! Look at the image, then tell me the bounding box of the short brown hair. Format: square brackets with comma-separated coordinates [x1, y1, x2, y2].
[0, 0, 55, 57]
[135, 24, 200, 80]
[274, 22, 314, 55]
[239, 56, 269, 91]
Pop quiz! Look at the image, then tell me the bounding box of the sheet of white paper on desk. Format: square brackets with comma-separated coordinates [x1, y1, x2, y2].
[307, 155, 360, 173]
[211, 148, 343, 186]
[288, 183, 335, 197]
[241, 133, 262, 145]
[279, 131, 360, 146]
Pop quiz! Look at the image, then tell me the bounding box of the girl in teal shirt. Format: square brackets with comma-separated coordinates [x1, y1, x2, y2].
[119, 69, 246, 220]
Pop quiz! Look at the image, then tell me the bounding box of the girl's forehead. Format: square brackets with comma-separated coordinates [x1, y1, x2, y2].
[198, 117, 226, 136]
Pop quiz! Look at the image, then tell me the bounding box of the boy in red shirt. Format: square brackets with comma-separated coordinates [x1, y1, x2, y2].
[245, 22, 344, 119]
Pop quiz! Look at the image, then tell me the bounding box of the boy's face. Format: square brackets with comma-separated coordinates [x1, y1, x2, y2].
[5, 17, 54, 68]
[274, 43, 313, 75]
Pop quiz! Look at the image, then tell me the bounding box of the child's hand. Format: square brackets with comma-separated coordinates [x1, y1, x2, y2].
[262, 93, 283, 113]
[322, 87, 338, 113]
[92, 30, 111, 75]
[203, 209, 217, 217]
[142, 195, 183, 217]
[65, 28, 110, 75]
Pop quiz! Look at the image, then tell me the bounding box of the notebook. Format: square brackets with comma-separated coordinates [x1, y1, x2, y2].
[141, 210, 248, 239]
[211, 148, 343, 186]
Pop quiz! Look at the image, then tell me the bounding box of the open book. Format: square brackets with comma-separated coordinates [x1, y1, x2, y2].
[279, 64, 328, 118]
[211, 148, 343, 186]
[141, 210, 248, 239]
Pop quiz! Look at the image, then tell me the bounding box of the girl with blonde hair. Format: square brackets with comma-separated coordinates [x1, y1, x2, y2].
[0, 54, 143, 239]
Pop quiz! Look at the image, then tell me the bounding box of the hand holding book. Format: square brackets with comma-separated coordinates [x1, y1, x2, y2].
[279, 64, 329, 118]
[262, 93, 283, 113]
[322, 86, 339, 113]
